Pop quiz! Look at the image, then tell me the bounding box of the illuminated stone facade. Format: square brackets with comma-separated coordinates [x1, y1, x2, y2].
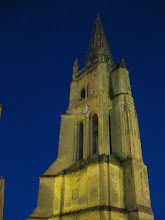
[28, 14, 154, 220]
[0, 177, 4, 220]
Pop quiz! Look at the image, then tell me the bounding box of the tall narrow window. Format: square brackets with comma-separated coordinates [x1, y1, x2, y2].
[109, 115, 112, 154]
[77, 121, 83, 160]
[81, 88, 85, 100]
[92, 114, 98, 154]
[87, 83, 90, 97]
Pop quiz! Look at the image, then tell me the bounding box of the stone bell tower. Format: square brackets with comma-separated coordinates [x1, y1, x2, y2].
[28, 14, 154, 220]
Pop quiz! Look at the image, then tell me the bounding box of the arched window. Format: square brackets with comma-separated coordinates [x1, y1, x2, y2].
[93, 114, 98, 154]
[87, 83, 90, 97]
[77, 121, 83, 160]
[81, 88, 85, 101]
[89, 113, 98, 155]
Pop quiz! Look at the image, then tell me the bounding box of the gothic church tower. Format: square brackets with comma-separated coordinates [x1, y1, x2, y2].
[28, 14, 154, 220]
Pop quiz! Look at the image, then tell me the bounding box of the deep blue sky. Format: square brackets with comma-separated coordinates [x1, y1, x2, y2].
[0, 0, 164, 219]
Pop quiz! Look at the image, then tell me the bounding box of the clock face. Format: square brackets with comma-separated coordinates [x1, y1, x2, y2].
[83, 105, 90, 114]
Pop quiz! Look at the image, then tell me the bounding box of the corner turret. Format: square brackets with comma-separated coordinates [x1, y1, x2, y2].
[72, 57, 79, 81]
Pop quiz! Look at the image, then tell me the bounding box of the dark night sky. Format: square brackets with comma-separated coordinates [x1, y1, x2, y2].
[0, 0, 164, 219]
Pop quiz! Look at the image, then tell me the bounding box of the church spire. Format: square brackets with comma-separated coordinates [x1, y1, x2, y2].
[85, 13, 113, 67]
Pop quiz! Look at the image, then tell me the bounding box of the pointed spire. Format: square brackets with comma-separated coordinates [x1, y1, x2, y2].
[85, 13, 113, 67]
[72, 57, 79, 81]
